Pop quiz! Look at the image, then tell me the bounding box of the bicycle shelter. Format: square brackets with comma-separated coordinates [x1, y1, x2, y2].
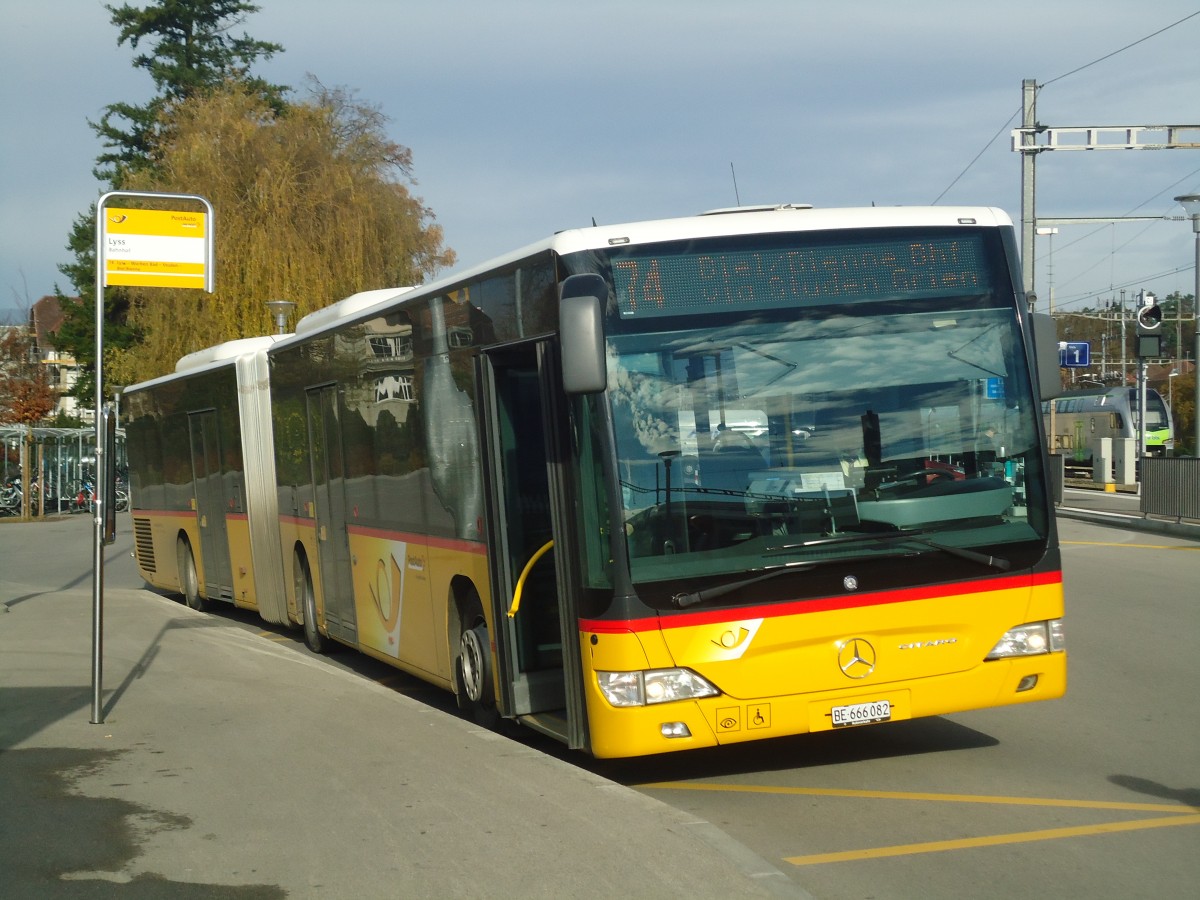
[1, 425, 127, 515]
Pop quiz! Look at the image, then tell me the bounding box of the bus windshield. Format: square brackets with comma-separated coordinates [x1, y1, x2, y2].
[575, 238, 1046, 586]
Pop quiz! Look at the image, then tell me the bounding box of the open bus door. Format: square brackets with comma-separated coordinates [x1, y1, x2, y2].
[478, 340, 588, 750]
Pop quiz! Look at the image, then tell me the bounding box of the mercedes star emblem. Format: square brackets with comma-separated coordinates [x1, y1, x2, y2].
[838, 638, 877, 678]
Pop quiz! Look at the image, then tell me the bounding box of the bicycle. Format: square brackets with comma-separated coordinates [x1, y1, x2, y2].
[0, 480, 23, 517]
[76, 480, 96, 513]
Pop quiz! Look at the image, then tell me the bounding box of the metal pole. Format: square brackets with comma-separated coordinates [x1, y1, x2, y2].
[1020, 79, 1038, 299]
[1120, 291, 1128, 386]
[1138, 361, 1148, 460]
[1173, 197, 1200, 457]
[1194, 230, 1199, 456]
[91, 198, 105, 724]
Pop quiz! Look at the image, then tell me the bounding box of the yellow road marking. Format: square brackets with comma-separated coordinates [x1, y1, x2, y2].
[639, 782, 1200, 866]
[639, 781, 1196, 814]
[784, 814, 1200, 866]
[1062, 540, 1200, 551]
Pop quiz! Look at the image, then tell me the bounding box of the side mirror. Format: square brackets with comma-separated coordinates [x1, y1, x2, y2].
[1029, 313, 1061, 402]
[559, 274, 607, 394]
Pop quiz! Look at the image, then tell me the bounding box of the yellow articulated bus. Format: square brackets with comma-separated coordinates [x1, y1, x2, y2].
[126, 204, 1066, 759]
[124, 335, 289, 623]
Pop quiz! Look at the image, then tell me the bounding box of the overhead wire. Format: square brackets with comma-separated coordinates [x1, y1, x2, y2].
[1039, 10, 1200, 87]
[933, 9, 1200, 312]
[932, 9, 1200, 205]
[1049, 165, 1200, 311]
[1049, 164, 1200, 305]
[931, 109, 1021, 205]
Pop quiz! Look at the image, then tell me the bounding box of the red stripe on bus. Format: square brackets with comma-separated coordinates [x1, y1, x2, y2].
[130, 508, 193, 518]
[277, 516, 485, 555]
[579, 570, 1063, 634]
[131, 508, 246, 521]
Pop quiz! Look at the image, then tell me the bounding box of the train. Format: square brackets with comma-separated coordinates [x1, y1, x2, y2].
[1043, 386, 1173, 464]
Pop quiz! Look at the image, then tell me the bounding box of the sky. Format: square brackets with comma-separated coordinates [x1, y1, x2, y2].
[3, 1, 1200, 326]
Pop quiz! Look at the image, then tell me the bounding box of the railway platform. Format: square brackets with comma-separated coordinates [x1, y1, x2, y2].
[1057, 481, 1200, 540]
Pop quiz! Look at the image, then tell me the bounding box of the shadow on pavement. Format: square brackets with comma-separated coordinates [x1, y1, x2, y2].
[0, 746, 285, 899]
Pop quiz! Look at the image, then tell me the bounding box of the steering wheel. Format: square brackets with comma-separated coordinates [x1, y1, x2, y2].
[879, 468, 954, 490]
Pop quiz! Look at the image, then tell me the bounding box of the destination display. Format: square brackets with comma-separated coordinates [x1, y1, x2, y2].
[612, 234, 991, 318]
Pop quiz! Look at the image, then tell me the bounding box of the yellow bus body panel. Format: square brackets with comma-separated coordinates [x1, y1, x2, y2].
[582, 575, 1064, 759]
[131, 510, 200, 595]
[344, 529, 488, 686]
[225, 514, 257, 609]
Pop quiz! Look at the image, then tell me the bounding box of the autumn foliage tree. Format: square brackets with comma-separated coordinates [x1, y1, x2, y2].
[0, 321, 56, 519]
[54, 1, 454, 393]
[107, 80, 455, 384]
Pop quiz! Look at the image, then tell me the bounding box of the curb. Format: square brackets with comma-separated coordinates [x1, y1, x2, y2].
[1056, 506, 1200, 542]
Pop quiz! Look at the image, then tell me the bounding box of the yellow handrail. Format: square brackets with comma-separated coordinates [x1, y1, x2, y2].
[507, 539, 554, 618]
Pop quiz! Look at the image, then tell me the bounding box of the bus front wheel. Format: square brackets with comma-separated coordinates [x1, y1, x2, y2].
[456, 596, 497, 727]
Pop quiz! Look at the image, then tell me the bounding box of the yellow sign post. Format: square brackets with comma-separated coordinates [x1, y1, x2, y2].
[91, 191, 214, 726]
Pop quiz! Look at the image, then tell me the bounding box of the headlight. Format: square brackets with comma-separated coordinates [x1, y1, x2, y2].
[597, 668, 720, 707]
[986, 619, 1065, 660]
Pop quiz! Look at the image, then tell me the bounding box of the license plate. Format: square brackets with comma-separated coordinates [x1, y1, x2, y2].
[830, 699, 891, 728]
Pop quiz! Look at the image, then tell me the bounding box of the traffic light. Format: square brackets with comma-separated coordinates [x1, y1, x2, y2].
[1136, 291, 1161, 357]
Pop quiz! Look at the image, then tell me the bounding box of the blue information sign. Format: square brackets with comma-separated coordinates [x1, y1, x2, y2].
[1060, 341, 1090, 368]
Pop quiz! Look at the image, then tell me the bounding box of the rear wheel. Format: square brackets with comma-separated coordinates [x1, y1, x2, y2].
[456, 595, 498, 727]
[295, 551, 326, 653]
[177, 538, 206, 611]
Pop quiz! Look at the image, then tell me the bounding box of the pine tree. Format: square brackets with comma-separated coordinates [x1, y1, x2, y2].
[93, 0, 285, 183]
[54, 1, 285, 401]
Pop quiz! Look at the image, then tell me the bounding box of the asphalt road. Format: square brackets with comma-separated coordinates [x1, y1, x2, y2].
[596, 514, 1200, 899]
[213, 495, 1200, 899]
[4, 504, 1196, 899]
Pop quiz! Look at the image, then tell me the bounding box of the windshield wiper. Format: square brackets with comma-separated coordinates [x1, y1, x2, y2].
[896, 535, 1010, 571]
[672, 561, 814, 609]
[769, 530, 1011, 572]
